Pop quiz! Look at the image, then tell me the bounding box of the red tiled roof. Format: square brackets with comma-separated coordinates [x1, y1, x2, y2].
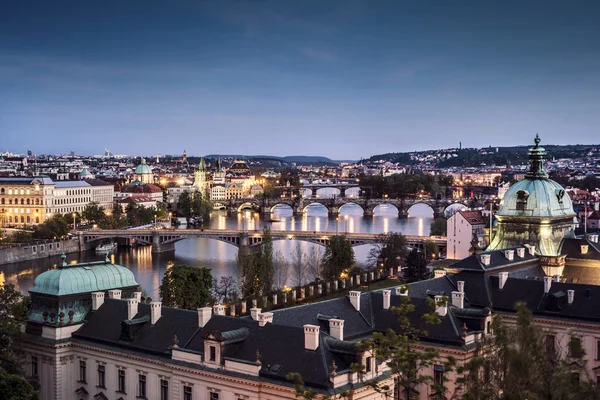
[458, 210, 485, 225]
[120, 196, 154, 204]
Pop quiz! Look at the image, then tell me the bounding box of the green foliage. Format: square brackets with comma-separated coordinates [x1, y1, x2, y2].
[159, 264, 213, 309]
[5, 230, 34, 244]
[429, 217, 447, 236]
[211, 276, 238, 304]
[358, 172, 451, 199]
[457, 303, 600, 399]
[424, 241, 440, 259]
[177, 190, 212, 220]
[237, 227, 275, 298]
[322, 235, 355, 280]
[285, 372, 322, 400]
[367, 232, 408, 270]
[403, 248, 429, 283]
[125, 203, 155, 226]
[0, 284, 36, 398]
[81, 202, 106, 224]
[32, 214, 70, 239]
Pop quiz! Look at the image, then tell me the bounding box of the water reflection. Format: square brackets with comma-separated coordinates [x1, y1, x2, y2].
[4, 203, 434, 299]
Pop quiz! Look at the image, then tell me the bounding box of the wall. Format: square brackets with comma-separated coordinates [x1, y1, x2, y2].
[0, 238, 89, 265]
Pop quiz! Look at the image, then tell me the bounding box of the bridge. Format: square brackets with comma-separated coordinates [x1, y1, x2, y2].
[80, 228, 447, 254]
[214, 197, 483, 218]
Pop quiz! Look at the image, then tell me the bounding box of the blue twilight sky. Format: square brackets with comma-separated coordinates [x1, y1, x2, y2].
[1, 1, 600, 159]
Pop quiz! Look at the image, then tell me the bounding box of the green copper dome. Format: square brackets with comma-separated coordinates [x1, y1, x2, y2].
[30, 259, 138, 296]
[497, 179, 575, 218]
[135, 158, 152, 175]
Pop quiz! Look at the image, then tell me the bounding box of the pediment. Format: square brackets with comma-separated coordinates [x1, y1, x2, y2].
[94, 393, 108, 400]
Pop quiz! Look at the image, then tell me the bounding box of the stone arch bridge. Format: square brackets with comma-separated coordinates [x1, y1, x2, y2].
[225, 197, 482, 218]
[80, 229, 447, 254]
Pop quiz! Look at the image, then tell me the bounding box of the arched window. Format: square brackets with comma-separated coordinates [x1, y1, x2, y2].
[20, 199, 24, 205]
[35, 217, 40, 223]
[0, 188, 4, 194]
[8, 216, 12, 223]
[20, 216, 24, 223]
[35, 199, 40, 205]
[0, 199, 3, 205]
[8, 199, 12, 205]
[26, 216, 30, 223]
[26, 198, 30, 205]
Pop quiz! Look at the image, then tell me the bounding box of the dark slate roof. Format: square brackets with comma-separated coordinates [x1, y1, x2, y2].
[447, 247, 538, 272]
[562, 266, 600, 285]
[488, 276, 600, 323]
[561, 238, 600, 261]
[269, 296, 372, 340]
[84, 179, 112, 186]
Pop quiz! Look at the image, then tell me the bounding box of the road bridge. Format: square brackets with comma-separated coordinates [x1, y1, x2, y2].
[219, 197, 483, 218]
[80, 228, 447, 254]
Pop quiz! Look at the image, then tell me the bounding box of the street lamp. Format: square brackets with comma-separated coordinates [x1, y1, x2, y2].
[72, 213, 76, 230]
[336, 216, 339, 235]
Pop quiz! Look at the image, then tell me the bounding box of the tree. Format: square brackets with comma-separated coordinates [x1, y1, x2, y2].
[321, 235, 355, 280]
[424, 241, 440, 260]
[177, 191, 192, 219]
[430, 217, 447, 236]
[273, 250, 289, 290]
[211, 276, 238, 304]
[125, 203, 154, 226]
[190, 190, 212, 221]
[236, 227, 275, 298]
[32, 214, 70, 239]
[458, 303, 600, 399]
[403, 248, 429, 283]
[290, 243, 308, 287]
[367, 233, 409, 271]
[82, 202, 106, 225]
[257, 227, 274, 294]
[0, 284, 36, 398]
[159, 264, 213, 309]
[306, 246, 323, 281]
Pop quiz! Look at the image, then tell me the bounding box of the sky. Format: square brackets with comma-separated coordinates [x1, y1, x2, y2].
[1, 1, 599, 159]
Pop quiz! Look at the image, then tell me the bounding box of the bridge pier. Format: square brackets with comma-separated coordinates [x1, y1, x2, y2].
[398, 210, 408, 218]
[151, 232, 176, 254]
[328, 207, 339, 217]
[363, 208, 374, 217]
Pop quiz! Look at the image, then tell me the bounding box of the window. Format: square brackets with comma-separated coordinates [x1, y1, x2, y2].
[160, 379, 169, 400]
[31, 356, 38, 377]
[118, 369, 126, 393]
[209, 346, 216, 361]
[183, 386, 192, 400]
[97, 365, 105, 387]
[365, 356, 372, 373]
[569, 337, 583, 358]
[138, 374, 146, 398]
[434, 365, 444, 385]
[210, 392, 219, 400]
[596, 340, 600, 360]
[516, 190, 528, 211]
[79, 360, 86, 382]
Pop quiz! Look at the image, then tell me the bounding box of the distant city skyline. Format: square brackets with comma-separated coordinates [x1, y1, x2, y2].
[2, 1, 600, 159]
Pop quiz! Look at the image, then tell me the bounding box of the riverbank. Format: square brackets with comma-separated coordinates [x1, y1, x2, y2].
[0, 238, 85, 265]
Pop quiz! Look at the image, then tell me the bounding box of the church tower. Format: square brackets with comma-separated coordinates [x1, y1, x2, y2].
[182, 150, 187, 163]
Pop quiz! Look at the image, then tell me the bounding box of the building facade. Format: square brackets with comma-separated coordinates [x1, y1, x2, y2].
[446, 210, 486, 260]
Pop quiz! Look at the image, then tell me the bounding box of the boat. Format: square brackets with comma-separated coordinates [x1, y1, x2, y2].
[95, 242, 118, 252]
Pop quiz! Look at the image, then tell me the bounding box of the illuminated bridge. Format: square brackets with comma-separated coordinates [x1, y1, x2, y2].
[79, 228, 447, 254]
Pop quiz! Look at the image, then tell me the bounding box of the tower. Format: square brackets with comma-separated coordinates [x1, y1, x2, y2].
[193, 156, 207, 195]
[183, 150, 187, 163]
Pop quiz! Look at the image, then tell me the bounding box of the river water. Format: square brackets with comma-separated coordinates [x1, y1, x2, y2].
[0, 203, 435, 299]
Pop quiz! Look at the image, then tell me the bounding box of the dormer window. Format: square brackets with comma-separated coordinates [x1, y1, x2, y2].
[209, 346, 216, 361]
[556, 189, 565, 204]
[516, 190, 529, 211]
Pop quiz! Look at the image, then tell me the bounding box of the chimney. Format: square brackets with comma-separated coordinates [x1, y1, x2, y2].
[329, 319, 344, 340]
[516, 248, 525, 258]
[589, 234, 599, 243]
[150, 301, 162, 325]
[581, 245, 589, 255]
[457, 281, 465, 293]
[258, 312, 273, 327]
[108, 289, 122, 299]
[568, 289, 575, 304]
[198, 307, 212, 328]
[250, 307, 261, 321]
[480, 254, 491, 266]
[434, 295, 447, 317]
[451, 291, 464, 309]
[91, 292, 105, 311]
[504, 250, 514, 261]
[213, 304, 225, 316]
[126, 298, 138, 320]
[543, 276, 552, 293]
[304, 325, 320, 350]
[528, 245, 536, 256]
[349, 291, 361, 312]
[433, 269, 447, 279]
[133, 292, 142, 302]
[382, 290, 391, 310]
[395, 286, 408, 296]
[498, 272, 508, 289]
[553, 274, 560, 282]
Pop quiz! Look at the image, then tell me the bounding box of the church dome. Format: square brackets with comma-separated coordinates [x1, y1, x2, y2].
[135, 158, 152, 175]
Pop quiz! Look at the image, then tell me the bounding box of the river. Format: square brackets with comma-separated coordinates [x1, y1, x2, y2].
[0, 203, 436, 299]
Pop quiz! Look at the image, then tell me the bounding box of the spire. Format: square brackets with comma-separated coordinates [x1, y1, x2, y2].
[199, 156, 205, 171]
[525, 134, 548, 180]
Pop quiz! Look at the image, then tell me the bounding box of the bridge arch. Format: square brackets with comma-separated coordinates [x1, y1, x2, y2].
[344, 187, 361, 198]
[270, 203, 294, 214]
[372, 202, 399, 216]
[302, 202, 329, 215]
[315, 187, 340, 199]
[444, 201, 469, 218]
[213, 202, 226, 210]
[338, 202, 364, 216]
[407, 202, 436, 217]
[237, 202, 259, 213]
